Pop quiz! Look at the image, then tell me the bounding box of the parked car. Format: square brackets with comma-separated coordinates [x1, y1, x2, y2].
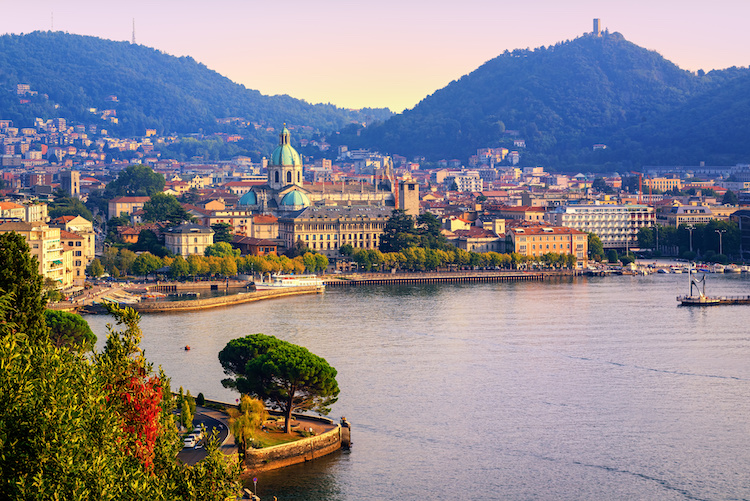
[183, 437, 196, 448]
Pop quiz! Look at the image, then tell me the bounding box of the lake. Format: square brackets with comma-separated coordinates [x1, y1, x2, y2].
[86, 273, 750, 500]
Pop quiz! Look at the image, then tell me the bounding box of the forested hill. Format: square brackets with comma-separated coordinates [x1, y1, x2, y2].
[333, 32, 749, 169]
[0, 31, 391, 138]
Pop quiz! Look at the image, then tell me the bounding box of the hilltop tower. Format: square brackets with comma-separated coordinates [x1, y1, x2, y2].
[593, 18, 602, 37]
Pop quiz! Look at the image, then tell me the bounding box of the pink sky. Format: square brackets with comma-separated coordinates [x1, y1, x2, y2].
[2, 1, 749, 112]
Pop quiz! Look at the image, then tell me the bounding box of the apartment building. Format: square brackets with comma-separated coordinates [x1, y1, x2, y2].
[546, 204, 654, 250]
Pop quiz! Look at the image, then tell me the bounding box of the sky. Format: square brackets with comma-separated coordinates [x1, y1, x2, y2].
[2, 1, 750, 113]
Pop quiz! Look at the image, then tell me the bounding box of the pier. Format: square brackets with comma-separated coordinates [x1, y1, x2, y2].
[324, 270, 548, 287]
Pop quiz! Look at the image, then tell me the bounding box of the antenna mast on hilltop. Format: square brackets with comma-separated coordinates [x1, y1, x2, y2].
[132, 18, 136, 44]
[51, 12, 54, 31]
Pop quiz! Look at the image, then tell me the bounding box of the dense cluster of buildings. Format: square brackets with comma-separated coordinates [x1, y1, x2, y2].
[2, 111, 750, 287]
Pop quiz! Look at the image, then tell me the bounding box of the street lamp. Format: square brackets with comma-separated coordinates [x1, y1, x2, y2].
[686, 225, 695, 253]
[715, 229, 726, 256]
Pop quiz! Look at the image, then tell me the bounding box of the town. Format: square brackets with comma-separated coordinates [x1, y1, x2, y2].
[1, 109, 749, 292]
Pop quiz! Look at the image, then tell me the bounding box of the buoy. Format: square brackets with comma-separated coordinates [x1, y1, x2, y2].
[184, 345, 191, 351]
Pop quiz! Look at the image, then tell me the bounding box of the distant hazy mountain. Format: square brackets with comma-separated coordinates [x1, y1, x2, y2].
[0, 31, 390, 144]
[332, 32, 750, 170]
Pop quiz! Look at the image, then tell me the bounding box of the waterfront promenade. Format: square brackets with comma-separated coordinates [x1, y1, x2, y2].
[51, 270, 566, 313]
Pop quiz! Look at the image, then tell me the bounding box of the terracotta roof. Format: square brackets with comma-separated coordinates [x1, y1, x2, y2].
[111, 196, 150, 203]
[253, 215, 278, 224]
[59, 229, 83, 240]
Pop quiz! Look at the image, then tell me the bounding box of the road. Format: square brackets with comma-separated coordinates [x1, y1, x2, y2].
[177, 407, 231, 466]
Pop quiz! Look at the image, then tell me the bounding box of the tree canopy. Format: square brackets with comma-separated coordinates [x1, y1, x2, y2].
[0, 232, 48, 342]
[44, 309, 96, 352]
[143, 192, 192, 225]
[106, 165, 165, 197]
[219, 334, 339, 434]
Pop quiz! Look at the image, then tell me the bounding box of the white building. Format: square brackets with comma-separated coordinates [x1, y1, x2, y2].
[545, 204, 654, 250]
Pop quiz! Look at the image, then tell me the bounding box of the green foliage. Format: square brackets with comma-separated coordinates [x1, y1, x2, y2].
[44, 309, 96, 351]
[132, 252, 164, 276]
[48, 189, 93, 220]
[205, 241, 240, 258]
[87, 258, 105, 278]
[0, 31, 390, 148]
[106, 165, 165, 197]
[131, 229, 169, 257]
[211, 222, 233, 243]
[0, 232, 47, 342]
[588, 233, 605, 261]
[722, 190, 738, 205]
[143, 192, 192, 225]
[332, 32, 750, 168]
[219, 334, 339, 434]
[0, 297, 241, 499]
[227, 395, 268, 460]
[607, 249, 619, 263]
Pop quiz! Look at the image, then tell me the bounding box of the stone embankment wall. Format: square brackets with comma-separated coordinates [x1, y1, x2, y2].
[132, 286, 323, 313]
[244, 416, 342, 473]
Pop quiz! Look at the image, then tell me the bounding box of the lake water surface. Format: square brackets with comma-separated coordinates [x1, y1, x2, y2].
[87, 273, 750, 500]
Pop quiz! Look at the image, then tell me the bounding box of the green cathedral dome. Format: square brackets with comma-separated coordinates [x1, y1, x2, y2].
[280, 189, 310, 207]
[270, 126, 302, 166]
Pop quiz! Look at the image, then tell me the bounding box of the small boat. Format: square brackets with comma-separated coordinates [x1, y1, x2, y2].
[658, 268, 669, 274]
[254, 273, 325, 290]
[184, 345, 191, 351]
[725, 265, 742, 274]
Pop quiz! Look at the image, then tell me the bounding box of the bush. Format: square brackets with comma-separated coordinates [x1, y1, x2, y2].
[196, 392, 205, 406]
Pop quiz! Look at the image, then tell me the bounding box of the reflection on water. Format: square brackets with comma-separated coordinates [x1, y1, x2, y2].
[86, 274, 750, 500]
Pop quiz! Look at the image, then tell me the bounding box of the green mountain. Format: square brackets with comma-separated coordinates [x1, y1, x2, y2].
[332, 32, 749, 169]
[0, 31, 390, 142]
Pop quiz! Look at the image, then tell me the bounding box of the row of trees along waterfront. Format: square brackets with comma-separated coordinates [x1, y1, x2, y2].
[0, 232, 241, 499]
[89, 247, 330, 280]
[637, 220, 740, 262]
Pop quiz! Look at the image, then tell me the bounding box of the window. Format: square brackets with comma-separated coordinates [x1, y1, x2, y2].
[287, 171, 292, 183]
[275, 171, 279, 183]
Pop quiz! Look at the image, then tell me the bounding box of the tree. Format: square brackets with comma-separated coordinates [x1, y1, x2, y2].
[132, 229, 168, 257]
[205, 242, 240, 258]
[607, 249, 619, 263]
[211, 223, 234, 243]
[48, 189, 93, 220]
[106, 164, 165, 197]
[0, 232, 47, 342]
[379, 209, 416, 253]
[118, 249, 137, 276]
[132, 252, 164, 276]
[227, 395, 268, 461]
[219, 334, 339, 434]
[87, 258, 105, 278]
[722, 190, 738, 205]
[169, 256, 190, 279]
[143, 192, 192, 226]
[44, 309, 96, 352]
[588, 233, 605, 262]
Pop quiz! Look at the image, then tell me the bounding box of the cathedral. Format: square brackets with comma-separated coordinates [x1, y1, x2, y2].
[238, 126, 396, 215]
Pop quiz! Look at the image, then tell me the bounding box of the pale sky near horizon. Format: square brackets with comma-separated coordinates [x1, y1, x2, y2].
[2, 1, 749, 113]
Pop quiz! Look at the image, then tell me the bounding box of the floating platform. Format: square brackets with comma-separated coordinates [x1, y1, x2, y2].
[678, 295, 750, 306]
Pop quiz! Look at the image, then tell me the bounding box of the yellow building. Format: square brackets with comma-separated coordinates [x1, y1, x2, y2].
[108, 196, 151, 220]
[278, 206, 392, 258]
[164, 223, 214, 256]
[0, 221, 73, 288]
[506, 222, 588, 266]
[644, 177, 682, 192]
